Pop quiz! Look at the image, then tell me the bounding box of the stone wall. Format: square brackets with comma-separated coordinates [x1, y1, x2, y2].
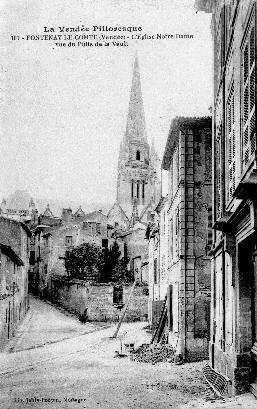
[47, 279, 148, 322]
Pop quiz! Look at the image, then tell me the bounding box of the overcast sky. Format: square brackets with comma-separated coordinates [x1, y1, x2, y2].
[0, 0, 212, 204]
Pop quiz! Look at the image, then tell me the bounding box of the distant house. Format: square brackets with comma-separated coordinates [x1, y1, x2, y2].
[30, 206, 115, 296]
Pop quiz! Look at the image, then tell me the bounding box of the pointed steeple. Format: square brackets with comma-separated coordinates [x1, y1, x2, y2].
[124, 55, 147, 143]
[74, 205, 85, 218]
[43, 204, 54, 217]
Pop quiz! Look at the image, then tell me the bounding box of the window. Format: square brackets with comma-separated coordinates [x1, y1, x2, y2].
[226, 80, 236, 202]
[175, 209, 179, 256]
[131, 180, 134, 198]
[154, 258, 158, 284]
[242, 15, 256, 169]
[124, 243, 128, 259]
[206, 206, 213, 254]
[102, 239, 108, 248]
[142, 180, 145, 199]
[137, 181, 140, 198]
[173, 146, 179, 196]
[65, 236, 73, 246]
[136, 150, 140, 160]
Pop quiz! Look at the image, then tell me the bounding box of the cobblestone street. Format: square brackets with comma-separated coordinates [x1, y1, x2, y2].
[0, 296, 256, 409]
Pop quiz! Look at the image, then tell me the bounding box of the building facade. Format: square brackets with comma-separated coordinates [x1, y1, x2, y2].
[196, 0, 257, 395]
[0, 217, 30, 350]
[149, 117, 212, 362]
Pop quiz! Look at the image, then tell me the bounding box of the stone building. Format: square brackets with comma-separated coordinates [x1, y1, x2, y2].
[148, 116, 212, 362]
[108, 56, 161, 281]
[30, 206, 115, 296]
[0, 217, 30, 350]
[196, 0, 257, 396]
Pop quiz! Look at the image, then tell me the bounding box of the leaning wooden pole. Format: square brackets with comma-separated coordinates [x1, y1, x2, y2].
[112, 280, 137, 338]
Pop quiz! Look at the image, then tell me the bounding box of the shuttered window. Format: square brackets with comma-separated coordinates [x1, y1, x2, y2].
[170, 218, 173, 260]
[242, 15, 256, 169]
[215, 91, 223, 219]
[216, 124, 222, 219]
[175, 208, 179, 257]
[226, 80, 236, 202]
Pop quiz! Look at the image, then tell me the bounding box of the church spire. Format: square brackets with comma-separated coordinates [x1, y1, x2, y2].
[124, 55, 147, 143]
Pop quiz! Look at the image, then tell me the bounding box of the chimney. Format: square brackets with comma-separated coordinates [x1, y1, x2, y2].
[62, 208, 73, 222]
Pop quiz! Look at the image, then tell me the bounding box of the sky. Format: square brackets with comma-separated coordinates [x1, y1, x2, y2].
[0, 0, 212, 205]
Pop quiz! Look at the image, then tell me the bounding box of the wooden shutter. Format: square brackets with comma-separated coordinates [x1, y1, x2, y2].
[227, 80, 236, 202]
[170, 218, 173, 260]
[215, 92, 223, 219]
[242, 17, 256, 169]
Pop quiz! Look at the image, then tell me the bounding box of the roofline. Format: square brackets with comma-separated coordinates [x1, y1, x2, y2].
[0, 216, 31, 237]
[0, 244, 24, 266]
[162, 116, 212, 170]
[20, 222, 32, 236]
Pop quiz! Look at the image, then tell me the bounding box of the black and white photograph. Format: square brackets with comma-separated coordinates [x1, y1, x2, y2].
[0, 0, 257, 408]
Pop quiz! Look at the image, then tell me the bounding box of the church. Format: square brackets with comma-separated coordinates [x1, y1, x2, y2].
[108, 56, 161, 281]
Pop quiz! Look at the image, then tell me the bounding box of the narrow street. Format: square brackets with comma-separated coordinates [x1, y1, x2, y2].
[0, 296, 256, 409]
[5, 296, 106, 353]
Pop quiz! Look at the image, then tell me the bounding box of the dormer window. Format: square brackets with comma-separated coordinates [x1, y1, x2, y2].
[136, 150, 140, 160]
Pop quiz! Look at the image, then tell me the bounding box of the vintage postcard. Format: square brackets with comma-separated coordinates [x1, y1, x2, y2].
[0, 0, 257, 408]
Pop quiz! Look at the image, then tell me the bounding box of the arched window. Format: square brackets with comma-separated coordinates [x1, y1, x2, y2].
[136, 150, 140, 160]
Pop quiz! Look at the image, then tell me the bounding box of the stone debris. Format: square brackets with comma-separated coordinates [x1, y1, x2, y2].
[130, 343, 175, 364]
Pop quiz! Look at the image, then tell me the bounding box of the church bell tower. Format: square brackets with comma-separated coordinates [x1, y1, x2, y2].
[116, 56, 160, 216]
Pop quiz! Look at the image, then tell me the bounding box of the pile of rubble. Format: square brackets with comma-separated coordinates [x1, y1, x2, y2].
[130, 343, 175, 364]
